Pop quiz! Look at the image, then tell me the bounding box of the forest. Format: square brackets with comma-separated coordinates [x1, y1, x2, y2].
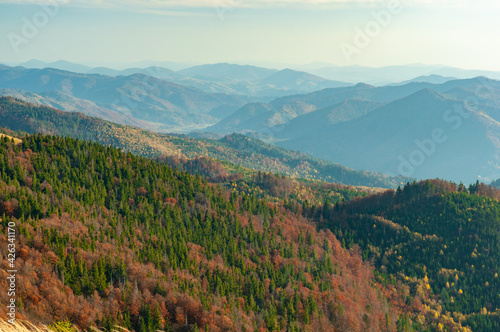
[317, 180, 500, 331]
[0, 132, 455, 331]
[0, 132, 499, 330]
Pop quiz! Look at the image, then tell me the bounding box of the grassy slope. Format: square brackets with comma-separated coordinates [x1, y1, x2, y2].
[0, 133, 21, 145]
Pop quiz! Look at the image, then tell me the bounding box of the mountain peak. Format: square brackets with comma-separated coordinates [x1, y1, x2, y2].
[354, 82, 374, 89]
[411, 87, 445, 99]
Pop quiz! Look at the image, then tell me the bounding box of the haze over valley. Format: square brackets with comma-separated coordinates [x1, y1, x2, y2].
[1, 61, 499, 184]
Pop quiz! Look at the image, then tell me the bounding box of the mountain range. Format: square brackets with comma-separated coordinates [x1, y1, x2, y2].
[0, 96, 407, 188]
[0, 66, 253, 132]
[277, 88, 500, 183]
[2, 61, 500, 184]
[207, 81, 442, 134]
[309, 63, 500, 85]
[14, 60, 500, 85]
[207, 77, 500, 183]
[11, 61, 352, 97]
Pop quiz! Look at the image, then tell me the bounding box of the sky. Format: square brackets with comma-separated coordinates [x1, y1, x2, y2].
[0, 0, 499, 70]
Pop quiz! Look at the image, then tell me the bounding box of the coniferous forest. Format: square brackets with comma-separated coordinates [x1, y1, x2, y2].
[0, 134, 407, 331]
[0, 131, 500, 331]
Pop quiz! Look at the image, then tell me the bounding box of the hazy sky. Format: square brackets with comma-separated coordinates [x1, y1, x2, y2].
[0, 0, 499, 70]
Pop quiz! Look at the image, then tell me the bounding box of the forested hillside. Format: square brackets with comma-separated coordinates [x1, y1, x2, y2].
[317, 180, 500, 331]
[0, 133, 436, 331]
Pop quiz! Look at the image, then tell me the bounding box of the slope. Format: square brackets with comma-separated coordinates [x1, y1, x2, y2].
[0, 133, 430, 331]
[207, 81, 439, 135]
[0, 88, 158, 131]
[316, 179, 500, 331]
[0, 66, 251, 132]
[0, 96, 407, 188]
[277, 99, 384, 138]
[277, 89, 500, 183]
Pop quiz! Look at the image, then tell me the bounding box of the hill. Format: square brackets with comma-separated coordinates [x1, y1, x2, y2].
[317, 179, 500, 331]
[0, 66, 251, 132]
[277, 88, 500, 183]
[256, 69, 349, 94]
[277, 99, 383, 138]
[0, 88, 157, 130]
[0, 96, 407, 188]
[308, 64, 500, 85]
[206, 81, 439, 134]
[178, 63, 277, 82]
[396, 74, 457, 85]
[208, 77, 500, 183]
[0, 133, 428, 331]
[5, 132, 500, 330]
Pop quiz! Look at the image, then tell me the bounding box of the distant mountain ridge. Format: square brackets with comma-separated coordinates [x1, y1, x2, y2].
[15, 61, 352, 97]
[17, 60, 500, 86]
[178, 63, 277, 81]
[207, 80, 444, 134]
[395, 74, 457, 85]
[276, 87, 500, 183]
[309, 63, 500, 85]
[5, 61, 500, 183]
[0, 66, 252, 132]
[207, 77, 500, 183]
